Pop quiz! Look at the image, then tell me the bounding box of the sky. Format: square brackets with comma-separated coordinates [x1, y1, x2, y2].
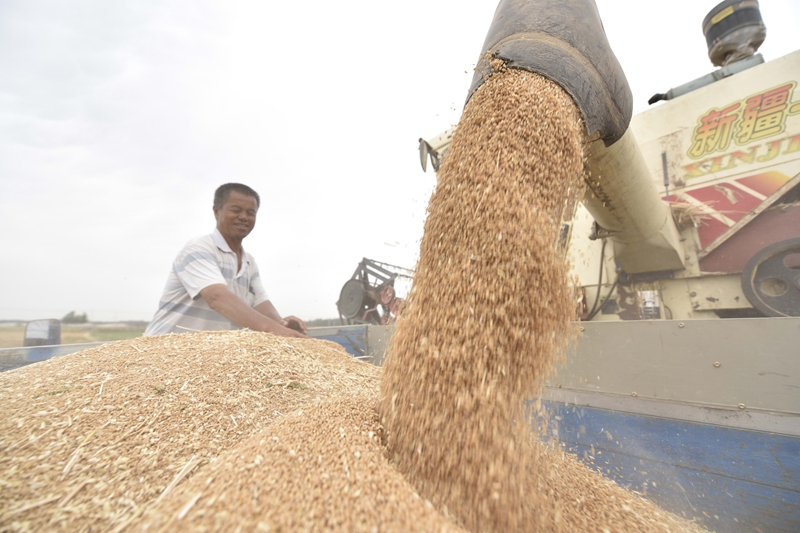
[1, 0, 799, 323]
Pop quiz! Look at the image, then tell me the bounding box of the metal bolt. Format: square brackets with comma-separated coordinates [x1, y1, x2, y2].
[714, 362, 721, 368]
[631, 392, 638, 397]
[678, 322, 685, 328]
[738, 403, 746, 409]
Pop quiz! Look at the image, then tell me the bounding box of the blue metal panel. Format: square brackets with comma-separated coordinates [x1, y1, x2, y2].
[0, 342, 105, 372]
[542, 401, 800, 533]
[308, 326, 368, 358]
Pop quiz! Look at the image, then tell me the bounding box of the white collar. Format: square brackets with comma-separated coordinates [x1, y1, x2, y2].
[211, 228, 244, 256]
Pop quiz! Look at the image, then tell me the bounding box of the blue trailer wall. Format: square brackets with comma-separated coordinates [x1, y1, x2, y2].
[543, 401, 800, 533]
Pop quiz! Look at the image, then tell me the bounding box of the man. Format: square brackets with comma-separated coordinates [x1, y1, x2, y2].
[145, 183, 307, 338]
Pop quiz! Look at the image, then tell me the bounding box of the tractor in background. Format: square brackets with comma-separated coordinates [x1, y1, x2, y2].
[336, 258, 411, 325]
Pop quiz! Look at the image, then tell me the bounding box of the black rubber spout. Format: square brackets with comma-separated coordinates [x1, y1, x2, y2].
[468, 0, 633, 147]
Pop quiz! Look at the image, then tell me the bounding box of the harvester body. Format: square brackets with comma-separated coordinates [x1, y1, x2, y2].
[568, 49, 800, 321]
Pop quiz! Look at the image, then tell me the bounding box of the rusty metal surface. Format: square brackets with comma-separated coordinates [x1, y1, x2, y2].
[615, 282, 640, 320]
[686, 273, 750, 310]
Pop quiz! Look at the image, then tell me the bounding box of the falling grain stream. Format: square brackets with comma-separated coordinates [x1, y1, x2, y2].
[380, 68, 708, 532]
[380, 67, 586, 531]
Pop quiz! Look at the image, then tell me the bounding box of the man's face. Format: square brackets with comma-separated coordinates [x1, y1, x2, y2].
[214, 190, 258, 241]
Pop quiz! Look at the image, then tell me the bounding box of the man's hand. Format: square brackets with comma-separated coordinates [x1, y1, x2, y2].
[200, 285, 306, 338]
[254, 301, 308, 338]
[281, 316, 307, 334]
[279, 326, 306, 339]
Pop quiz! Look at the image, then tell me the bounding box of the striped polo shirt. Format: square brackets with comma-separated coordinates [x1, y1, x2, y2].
[145, 229, 270, 335]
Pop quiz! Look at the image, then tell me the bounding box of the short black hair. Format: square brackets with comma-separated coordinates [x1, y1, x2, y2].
[214, 183, 260, 210]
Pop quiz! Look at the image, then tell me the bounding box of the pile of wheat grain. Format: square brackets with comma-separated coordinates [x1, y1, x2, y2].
[132, 394, 466, 532]
[0, 329, 707, 532]
[0, 331, 384, 531]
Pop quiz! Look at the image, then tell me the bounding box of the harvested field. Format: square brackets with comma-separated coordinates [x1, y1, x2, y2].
[0, 324, 146, 349]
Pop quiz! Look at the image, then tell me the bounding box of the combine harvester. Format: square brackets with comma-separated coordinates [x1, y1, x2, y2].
[414, 1, 799, 531]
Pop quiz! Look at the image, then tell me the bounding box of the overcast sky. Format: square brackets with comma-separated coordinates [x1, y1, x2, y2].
[1, 0, 799, 323]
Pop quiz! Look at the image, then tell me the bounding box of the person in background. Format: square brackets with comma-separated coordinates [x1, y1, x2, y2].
[145, 183, 307, 338]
